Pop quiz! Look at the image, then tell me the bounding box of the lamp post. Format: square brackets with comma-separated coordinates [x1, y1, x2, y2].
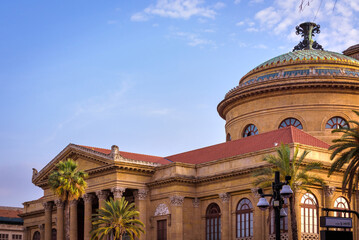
[256, 171, 293, 240]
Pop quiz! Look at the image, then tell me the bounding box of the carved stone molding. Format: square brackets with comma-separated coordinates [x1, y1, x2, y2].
[251, 188, 261, 198]
[110, 145, 124, 161]
[32, 168, 38, 181]
[111, 187, 126, 199]
[83, 194, 94, 203]
[134, 189, 148, 200]
[96, 190, 109, 200]
[154, 203, 170, 216]
[43, 202, 53, 211]
[70, 200, 78, 207]
[193, 198, 200, 208]
[54, 199, 64, 208]
[324, 186, 336, 197]
[170, 195, 184, 206]
[219, 193, 230, 203]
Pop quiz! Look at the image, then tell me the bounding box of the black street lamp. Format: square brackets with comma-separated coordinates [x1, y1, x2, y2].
[256, 171, 293, 240]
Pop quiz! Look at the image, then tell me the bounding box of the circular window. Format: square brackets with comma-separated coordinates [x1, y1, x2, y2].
[326, 117, 349, 129]
[279, 118, 303, 129]
[243, 124, 259, 138]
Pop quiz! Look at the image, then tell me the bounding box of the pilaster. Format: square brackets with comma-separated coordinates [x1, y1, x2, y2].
[218, 193, 230, 240]
[170, 195, 184, 240]
[134, 189, 148, 240]
[43, 202, 53, 240]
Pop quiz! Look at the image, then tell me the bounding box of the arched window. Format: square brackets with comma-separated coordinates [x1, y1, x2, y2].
[279, 118, 303, 129]
[33, 232, 40, 240]
[301, 193, 318, 234]
[326, 117, 349, 129]
[226, 133, 231, 142]
[243, 124, 259, 138]
[51, 229, 56, 240]
[206, 203, 221, 240]
[236, 198, 253, 238]
[334, 196, 350, 218]
[270, 198, 288, 234]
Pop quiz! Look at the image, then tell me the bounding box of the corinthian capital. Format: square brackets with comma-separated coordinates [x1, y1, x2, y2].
[324, 186, 336, 197]
[134, 189, 148, 200]
[83, 194, 94, 203]
[111, 187, 126, 199]
[219, 193, 230, 203]
[54, 199, 64, 208]
[96, 190, 109, 200]
[170, 195, 184, 206]
[43, 202, 53, 211]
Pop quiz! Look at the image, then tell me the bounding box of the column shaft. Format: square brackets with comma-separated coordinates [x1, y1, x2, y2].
[83, 194, 94, 240]
[96, 190, 109, 209]
[69, 200, 78, 240]
[55, 200, 64, 240]
[219, 193, 230, 240]
[170, 196, 184, 240]
[43, 202, 53, 240]
[135, 189, 148, 240]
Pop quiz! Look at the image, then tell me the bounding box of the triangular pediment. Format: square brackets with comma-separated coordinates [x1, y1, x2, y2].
[32, 144, 114, 187]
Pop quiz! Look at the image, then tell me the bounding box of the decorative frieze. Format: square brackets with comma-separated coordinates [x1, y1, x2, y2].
[170, 195, 184, 206]
[219, 193, 230, 203]
[54, 199, 64, 208]
[111, 187, 126, 199]
[43, 202, 53, 211]
[154, 203, 170, 216]
[134, 189, 148, 200]
[193, 198, 200, 208]
[324, 186, 336, 197]
[96, 190, 109, 200]
[83, 194, 94, 203]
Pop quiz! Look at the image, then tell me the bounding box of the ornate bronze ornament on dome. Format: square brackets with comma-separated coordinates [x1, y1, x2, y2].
[293, 22, 324, 51]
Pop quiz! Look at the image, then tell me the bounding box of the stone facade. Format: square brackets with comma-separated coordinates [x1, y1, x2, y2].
[0, 207, 24, 240]
[20, 42, 359, 240]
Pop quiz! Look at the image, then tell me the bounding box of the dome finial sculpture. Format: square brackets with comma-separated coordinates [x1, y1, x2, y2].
[293, 22, 323, 51]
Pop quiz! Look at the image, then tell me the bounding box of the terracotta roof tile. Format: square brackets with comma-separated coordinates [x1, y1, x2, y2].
[0, 208, 23, 218]
[78, 145, 171, 165]
[165, 126, 330, 164]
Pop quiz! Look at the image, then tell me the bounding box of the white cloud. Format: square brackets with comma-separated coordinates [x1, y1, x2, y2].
[254, 44, 267, 49]
[250, 0, 359, 51]
[234, 0, 241, 4]
[173, 31, 215, 47]
[236, 21, 245, 26]
[246, 27, 259, 32]
[131, 0, 221, 21]
[131, 12, 150, 22]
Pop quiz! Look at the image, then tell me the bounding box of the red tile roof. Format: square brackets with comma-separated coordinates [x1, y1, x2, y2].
[0, 207, 23, 218]
[78, 145, 171, 165]
[165, 126, 330, 164]
[78, 127, 329, 165]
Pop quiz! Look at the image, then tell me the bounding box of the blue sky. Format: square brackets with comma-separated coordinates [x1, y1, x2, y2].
[0, 0, 358, 207]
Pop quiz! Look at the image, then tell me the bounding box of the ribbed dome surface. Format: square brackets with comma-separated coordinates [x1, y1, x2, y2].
[253, 49, 359, 70]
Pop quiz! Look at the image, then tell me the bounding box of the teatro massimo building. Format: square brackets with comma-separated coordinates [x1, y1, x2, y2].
[20, 23, 359, 240]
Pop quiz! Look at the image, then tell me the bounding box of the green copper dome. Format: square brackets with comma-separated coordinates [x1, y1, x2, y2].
[253, 49, 359, 71]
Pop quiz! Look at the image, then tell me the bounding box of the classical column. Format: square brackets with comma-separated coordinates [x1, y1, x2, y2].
[69, 200, 78, 240]
[170, 195, 184, 240]
[134, 189, 148, 240]
[83, 194, 94, 240]
[219, 193, 230, 240]
[39, 224, 44, 240]
[55, 199, 64, 240]
[96, 190, 109, 209]
[111, 187, 126, 201]
[43, 202, 53, 240]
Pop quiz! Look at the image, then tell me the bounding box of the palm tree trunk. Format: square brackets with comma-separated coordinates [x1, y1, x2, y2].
[65, 201, 70, 240]
[289, 194, 298, 240]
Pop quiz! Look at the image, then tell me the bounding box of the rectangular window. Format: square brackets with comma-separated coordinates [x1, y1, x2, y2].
[12, 235, 22, 240]
[0, 234, 9, 240]
[157, 220, 167, 240]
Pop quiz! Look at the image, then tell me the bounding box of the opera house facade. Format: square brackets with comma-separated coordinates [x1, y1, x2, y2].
[20, 23, 359, 240]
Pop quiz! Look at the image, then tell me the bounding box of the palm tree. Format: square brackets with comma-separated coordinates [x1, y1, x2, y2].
[329, 110, 359, 200]
[253, 144, 324, 240]
[48, 158, 88, 240]
[90, 197, 145, 240]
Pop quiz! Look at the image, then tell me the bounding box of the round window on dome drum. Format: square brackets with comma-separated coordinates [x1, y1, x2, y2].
[326, 117, 349, 129]
[243, 124, 259, 138]
[279, 118, 303, 129]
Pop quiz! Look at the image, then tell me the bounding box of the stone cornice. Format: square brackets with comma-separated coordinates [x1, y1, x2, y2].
[18, 209, 44, 219]
[154, 161, 196, 171]
[218, 78, 359, 119]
